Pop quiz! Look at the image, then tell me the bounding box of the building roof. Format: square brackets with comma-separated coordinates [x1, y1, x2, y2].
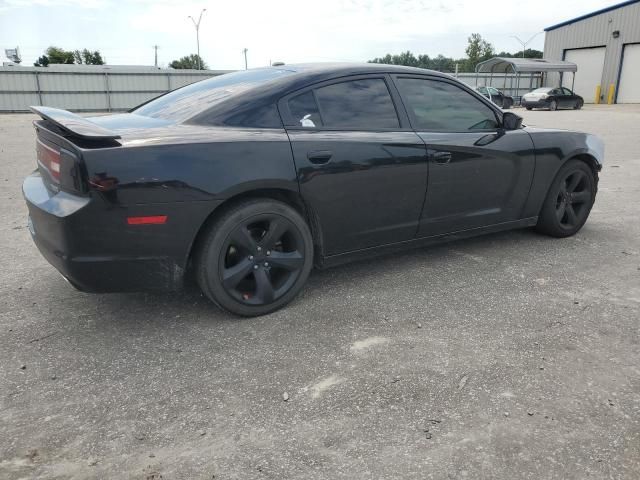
[475, 57, 578, 73]
[545, 0, 640, 31]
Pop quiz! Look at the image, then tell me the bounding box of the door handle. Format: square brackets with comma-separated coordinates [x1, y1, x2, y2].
[307, 150, 333, 164]
[431, 151, 452, 164]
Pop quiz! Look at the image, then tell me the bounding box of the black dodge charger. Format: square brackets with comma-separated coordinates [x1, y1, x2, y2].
[23, 63, 604, 316]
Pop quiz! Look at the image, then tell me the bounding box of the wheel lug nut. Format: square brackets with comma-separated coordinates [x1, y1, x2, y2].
[257, 246, 262, 252]
[249, 255, 254, 260]
[253, 265, 259, 270]
[266, 250, 271, 256]
[264, 262, 269, 267]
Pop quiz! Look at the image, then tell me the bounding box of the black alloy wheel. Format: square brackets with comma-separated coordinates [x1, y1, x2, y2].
[574, 99, 584, 110]
[536, 160, 596, 237]
[549, 100, 558, 111]
[554, 170, 592, 229]
[221, 214, 304, 305]
[195, 199, 313, 316]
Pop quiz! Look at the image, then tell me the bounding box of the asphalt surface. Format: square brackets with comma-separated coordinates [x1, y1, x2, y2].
[1, 105, 639, 480]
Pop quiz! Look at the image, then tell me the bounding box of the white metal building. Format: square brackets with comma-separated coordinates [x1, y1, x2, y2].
[0, 64, 231, 112]
[543, 0, 640, 103]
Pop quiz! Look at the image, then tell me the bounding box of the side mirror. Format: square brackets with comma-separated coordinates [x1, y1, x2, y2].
[502, 111, 523, 130]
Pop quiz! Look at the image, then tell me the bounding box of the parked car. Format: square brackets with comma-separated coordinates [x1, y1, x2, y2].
[23, 63, 604, 316]
[475, 86, 513, 109]
[521, 87, 584, 110]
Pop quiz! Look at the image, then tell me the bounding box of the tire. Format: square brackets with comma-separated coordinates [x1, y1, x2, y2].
[195, 198, 314, 316]
[574, 99, 583, 110]
[535, 160, 596, 238]
[549, 100, 558, 111]
[525, 106, 532, 111]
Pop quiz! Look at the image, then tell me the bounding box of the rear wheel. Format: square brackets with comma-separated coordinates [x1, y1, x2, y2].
[535, 160, 596, 237]
[574, 99, 583, 110]
[549, 100, 558, 111]
[195, 199, 313, 316]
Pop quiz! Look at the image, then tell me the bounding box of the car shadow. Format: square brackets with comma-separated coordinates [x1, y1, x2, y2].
[70, 227, 546, 327]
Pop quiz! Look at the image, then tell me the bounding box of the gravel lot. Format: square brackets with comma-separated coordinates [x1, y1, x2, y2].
[1, 105, 639, 480]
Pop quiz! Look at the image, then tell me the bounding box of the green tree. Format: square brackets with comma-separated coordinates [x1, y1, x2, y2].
[169, 54, 208, 70]
[501, 48, 543, 59]
[44, 46, 75, 64]
[33, 55, 49, 67]
[73, 49, 105, 65]
[465, 33, 494, 71]
[33, 46, 105, 66]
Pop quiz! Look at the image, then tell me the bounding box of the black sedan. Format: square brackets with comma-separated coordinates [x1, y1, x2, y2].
[475, 86, 514, 109]
[521, 87, 584, 110]
[23, 63, 604, 316]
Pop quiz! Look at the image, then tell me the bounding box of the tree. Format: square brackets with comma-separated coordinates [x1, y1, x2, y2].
[44, 46, 75, 64]
[497, 48, 543, 59]
[34, 55, 49, 67]
[33, 46, 105, 66]
[73, 49, 105, 65]
[465, 33, 494, 71]
[169, 54, 208, 70]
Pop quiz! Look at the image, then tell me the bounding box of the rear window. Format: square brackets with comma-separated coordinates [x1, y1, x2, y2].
[133, 68, 294, 122]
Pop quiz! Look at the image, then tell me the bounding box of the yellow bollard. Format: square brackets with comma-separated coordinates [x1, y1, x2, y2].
[594, 85, 601, 104]
[607, 84, 615, 104]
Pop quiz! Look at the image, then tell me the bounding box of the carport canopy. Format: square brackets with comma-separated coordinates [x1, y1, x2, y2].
[475, 57, 578, 101]
[475, 57, 577, 74]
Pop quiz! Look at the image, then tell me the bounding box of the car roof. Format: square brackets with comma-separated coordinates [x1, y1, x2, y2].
[253, 62, 452, 90]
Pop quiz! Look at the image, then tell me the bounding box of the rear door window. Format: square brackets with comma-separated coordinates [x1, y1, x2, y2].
[314, 79, 400, 129]
[286, 78, 400, 130]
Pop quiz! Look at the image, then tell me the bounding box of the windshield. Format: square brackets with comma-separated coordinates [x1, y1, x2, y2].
[133, 68, 295, 122]
[531, 88, 552, 93]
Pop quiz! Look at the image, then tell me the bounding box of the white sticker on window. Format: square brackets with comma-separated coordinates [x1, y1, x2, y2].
[300, 114, 315, 127]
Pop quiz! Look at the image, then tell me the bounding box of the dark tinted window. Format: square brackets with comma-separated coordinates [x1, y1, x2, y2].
[288, 91, 323, 127]
[133, 68, 294, 122]
[561, 87, 573, 95]
[215, 103, 282, 128]
[314, 79, 399, 129]
[397, 78, 499, 131]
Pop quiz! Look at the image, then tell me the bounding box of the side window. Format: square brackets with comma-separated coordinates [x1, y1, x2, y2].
[550, 88, 562, 95]
[288, 91, 323, 127]
[478, 87, 488, 95]
[489, 87, 500, 96]
[562, 87, 573, 95]
[314, 79, 399, 129]
[396, 78, 500, 131]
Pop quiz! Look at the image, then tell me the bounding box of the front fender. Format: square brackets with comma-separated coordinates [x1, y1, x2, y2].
[522, 128, 604, 218]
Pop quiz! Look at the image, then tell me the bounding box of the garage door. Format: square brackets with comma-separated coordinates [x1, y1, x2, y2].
[617, 44, 640, 103]
[563, 47, 606, 103]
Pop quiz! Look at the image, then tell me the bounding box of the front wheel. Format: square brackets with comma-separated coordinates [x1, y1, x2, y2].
[574, 99, 583, 110]
[535, 160, 596, 238]
[195, 199, 314, 316]
[549, 100, 558, 111]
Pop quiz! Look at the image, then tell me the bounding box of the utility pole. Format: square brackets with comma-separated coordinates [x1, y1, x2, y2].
[511, 32, 543, 58]
[153, 45, 159, 67]
[242, 48, 248, 70]
[188, 8, 206, 69]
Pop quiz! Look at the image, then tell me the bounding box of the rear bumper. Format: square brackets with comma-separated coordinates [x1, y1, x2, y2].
[521, 99, 550, 108]
[22, 171, 204, 293]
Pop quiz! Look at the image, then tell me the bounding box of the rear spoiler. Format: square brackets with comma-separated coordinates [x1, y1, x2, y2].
[29, 106, 121, 140]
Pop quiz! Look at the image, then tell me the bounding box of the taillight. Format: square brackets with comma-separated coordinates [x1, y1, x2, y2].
[36, 138, 84, 193]
[36, 139, 61, 182]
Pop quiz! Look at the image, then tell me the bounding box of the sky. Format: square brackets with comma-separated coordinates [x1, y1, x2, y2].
[0, 0, 622, 69]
